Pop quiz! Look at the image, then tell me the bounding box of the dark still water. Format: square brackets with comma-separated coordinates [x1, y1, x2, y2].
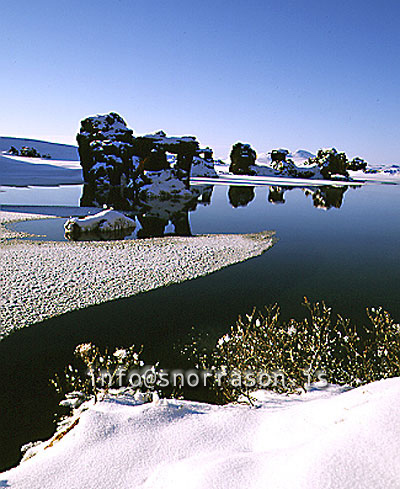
[0, 182, 399, 470]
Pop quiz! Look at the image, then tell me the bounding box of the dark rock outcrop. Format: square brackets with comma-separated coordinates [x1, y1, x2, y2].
[77, 112, 140, 209]
[229, 143, 257, 175]
[307, 149, 349, 180]
[77, 113, 217, 210]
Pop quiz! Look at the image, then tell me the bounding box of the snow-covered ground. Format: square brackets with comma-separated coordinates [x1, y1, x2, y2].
[2, 377, 400, 488]
[0, 137, 79, 160]
[0, 137, 82, 186]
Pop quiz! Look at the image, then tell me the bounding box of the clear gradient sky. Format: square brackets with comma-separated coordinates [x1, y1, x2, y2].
[1, 0, 399, 163]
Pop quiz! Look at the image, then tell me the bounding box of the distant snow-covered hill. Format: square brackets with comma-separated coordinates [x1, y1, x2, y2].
[0, 137, 82, 186]
[0, 137, 79, 161]
[257, 149, 316, 165]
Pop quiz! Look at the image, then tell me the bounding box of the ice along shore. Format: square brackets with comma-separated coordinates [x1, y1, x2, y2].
[0, 211, 275, 339]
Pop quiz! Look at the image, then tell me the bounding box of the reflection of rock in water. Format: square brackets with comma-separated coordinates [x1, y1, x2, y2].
[65, 227, 135, 242]
[304, 186, 348, 210]
[268, 186, 288, 204]
[228, 186, 255, 208]
[137, 185, 214, 238]
[193, 185, 213, 205]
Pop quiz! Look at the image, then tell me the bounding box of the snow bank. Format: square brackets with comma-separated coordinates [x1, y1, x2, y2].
[0, 154, 82, 186]
[2, 378, 400, 488]
[0, 137, 82, 186]
[64, 209, 136, 235]
[0, 137, 79, 161]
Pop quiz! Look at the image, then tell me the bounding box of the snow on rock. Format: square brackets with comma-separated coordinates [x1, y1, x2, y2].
[229, 142, 257, 174]
[77, 113, 218, 210]
[77, 112, 140, 209]
[190, 155, 218, 178]
[257, 149, 316, 166]
[3, 378, 400, 488]
[64, 209, 136, 236]
[292, 149, 315, 162]
[382, 164, 400, 175]
[139, 169, 194, 202]
[249, 161, 322, 179]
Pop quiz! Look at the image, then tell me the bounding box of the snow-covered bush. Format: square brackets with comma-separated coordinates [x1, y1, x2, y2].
[51, 343, 146, 405]
[305, 148, 348, 179]
[191, 300, 400, 402]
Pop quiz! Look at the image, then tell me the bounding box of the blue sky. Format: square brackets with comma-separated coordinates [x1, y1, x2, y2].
[1, 0, 399, 163]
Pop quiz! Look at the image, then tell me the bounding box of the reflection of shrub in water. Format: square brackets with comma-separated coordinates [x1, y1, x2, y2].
[228, 186, 255, 208]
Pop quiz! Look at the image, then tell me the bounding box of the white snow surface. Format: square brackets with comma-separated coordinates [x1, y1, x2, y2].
[64, 209, 136, 234]
[190, 156, 218, 178]
[3, 377, 400, 488]
[0, 137, 79, 160]
[141, 169, 194, 201]
[0, 137, 82, 186]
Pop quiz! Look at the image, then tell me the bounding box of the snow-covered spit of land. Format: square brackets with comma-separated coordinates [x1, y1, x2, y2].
[2, 377, 400, 488]
[0, 210, 275, 338]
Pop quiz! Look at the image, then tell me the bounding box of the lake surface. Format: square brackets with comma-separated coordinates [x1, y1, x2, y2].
[0, 181, 399, 470]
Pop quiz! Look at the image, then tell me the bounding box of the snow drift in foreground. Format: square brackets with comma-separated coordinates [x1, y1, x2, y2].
[3, 378, 400, 489]
[64, 209, 136, 235]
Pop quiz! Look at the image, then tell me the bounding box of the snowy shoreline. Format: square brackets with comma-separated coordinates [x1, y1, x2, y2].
[0, 210, 275, 339]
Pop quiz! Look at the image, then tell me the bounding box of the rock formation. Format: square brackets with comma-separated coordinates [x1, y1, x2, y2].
[77, 112, 140, 209]
[77, 113, 218, 210]
[229, 143, 257, 175]
[306, 148, 349, 179]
